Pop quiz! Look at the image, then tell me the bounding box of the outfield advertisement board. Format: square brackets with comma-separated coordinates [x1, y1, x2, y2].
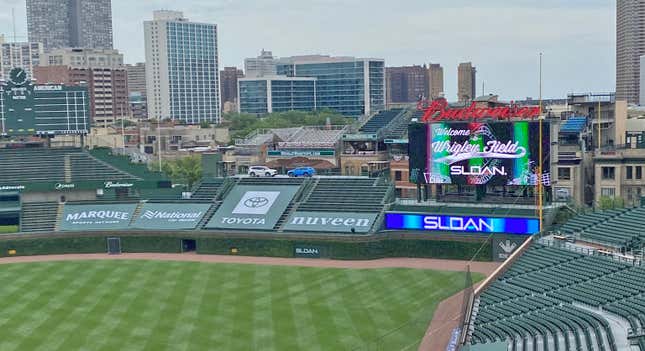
[284, 212, 378, 233]
[205, 185, 299, 230]
[60, 204, 137, 231]
[131, 203, 212, 230]
[294, 245, 323, 258]
[385, 213, 538, 235]
[408, 121, 550, 186]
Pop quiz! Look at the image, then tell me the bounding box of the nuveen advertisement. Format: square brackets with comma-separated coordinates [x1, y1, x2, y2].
[205, 185, 299, 230]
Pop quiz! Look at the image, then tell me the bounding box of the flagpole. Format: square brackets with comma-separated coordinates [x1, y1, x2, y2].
[538, 53, 543, 233]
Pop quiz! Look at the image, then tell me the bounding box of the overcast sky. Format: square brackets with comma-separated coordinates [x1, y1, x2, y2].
[0, 0, 615, 100]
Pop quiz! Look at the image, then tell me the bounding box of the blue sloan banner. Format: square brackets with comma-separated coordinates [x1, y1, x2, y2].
[385, 213, 538, 235]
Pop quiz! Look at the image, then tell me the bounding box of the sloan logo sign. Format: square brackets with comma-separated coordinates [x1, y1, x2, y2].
[232, 191, 279, 215]
[385, 213, 538, 235]
[294, 246, 322, 258]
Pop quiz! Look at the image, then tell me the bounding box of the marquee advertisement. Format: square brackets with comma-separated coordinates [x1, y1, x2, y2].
[408, 121, 550, 186]
[60, 204, 137, 231]
[385, 213, 539, 235]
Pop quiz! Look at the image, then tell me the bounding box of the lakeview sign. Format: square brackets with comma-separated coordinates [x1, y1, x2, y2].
[205, 185, 299, 230]
[131, 203, 212, 230]
[385, 213, 538, 235]
[60, 204, 137, 231]
[283, 212, 378, 233]
[417, 98, 541, 122]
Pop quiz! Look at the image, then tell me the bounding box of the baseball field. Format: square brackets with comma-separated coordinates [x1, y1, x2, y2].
[0, 259, 482, 351]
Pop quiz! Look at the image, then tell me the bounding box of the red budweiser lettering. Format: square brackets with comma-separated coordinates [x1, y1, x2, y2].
[418, 98, 541, 122]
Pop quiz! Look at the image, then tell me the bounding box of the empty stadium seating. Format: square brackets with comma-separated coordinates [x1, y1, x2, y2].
[470, 243, 645, 351]
[359, 109, 404, 133]
[0, 148, 140, 184]
[560, 116, 587, 134]
[298, 178, 390, 212]
[190, 178, 225, 202]
[559, 207, 645, 249]
[20, 202, 59, 232]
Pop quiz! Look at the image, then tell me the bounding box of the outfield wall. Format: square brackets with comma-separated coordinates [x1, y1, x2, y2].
[0, 232, 493, 261]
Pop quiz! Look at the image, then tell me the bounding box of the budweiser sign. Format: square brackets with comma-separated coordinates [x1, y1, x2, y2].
[417, 98, 541, 122]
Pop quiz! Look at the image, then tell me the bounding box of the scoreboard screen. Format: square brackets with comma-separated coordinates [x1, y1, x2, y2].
[0, 68, 90, 136]
[409, 120, 550, 186]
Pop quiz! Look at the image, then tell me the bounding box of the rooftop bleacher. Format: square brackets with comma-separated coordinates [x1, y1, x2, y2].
[560, 116, 587, 134]
[470, 242, 645, 351]
[298, 178, 390, 213]
[384, 109, 419, 140]
[359, 109, 404, 134]
[559, 207, 645, 249]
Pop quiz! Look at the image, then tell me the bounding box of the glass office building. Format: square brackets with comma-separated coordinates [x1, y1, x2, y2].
[238, 76, 316, 114]
[276, 56, 385, 117]
[145, 11, 220, 124]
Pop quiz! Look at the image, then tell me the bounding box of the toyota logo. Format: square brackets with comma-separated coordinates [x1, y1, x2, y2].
[244, 197, 270, 208]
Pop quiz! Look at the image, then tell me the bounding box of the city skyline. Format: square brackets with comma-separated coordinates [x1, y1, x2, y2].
[0, 0, 615, 100]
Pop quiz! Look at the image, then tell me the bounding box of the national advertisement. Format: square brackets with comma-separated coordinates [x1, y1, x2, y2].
[131, 203, 212, 230]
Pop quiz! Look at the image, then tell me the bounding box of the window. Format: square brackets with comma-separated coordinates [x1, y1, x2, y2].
[558, 167, 571, 181]
[627, 166, 633, 180]
[395, 171, 402, 181]
[601, 187, 616, 197]
[601, 167, 615, 180]
[638, 167, 643, 180]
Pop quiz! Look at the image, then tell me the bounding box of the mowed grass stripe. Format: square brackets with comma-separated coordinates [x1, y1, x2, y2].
[0, 260, 482, 351]
[9, 262, 116, 351]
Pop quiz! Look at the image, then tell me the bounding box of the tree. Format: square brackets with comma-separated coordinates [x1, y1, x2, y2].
[598, 196, 625, 210]
[158, 155, 202, 189]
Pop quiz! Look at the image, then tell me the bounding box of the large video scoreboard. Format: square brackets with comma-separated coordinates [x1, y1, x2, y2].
[0, 67, 90, 136]
[409, 120, 550, 186]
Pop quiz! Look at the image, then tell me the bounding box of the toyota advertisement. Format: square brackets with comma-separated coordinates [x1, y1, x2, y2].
[205, 185, 300, 230]
[408, 121, 550, 186]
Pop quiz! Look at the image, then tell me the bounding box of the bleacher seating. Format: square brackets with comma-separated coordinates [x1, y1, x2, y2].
[0, 147, 140, 184]
[559, 207, 645, 249]
[69, 153, 139, 181]
[385, 110, 420, 139]
[298, 178, 390, 212]
[560, 116, 587, 134]
[190, 178, 225, 202]
[359, 109, 403, 133]
[469, 243, 645, 351]
[20, 202, 59, 232]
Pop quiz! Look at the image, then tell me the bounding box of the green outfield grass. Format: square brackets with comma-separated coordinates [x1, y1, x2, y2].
[0, 225, 18, 234]
[0, 260, 482, 351]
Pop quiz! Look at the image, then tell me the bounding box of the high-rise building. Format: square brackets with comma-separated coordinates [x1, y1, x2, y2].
[238, 76, 316, 114]
[244, 50, 278, 77]
[126, 63, 147, 119]
[42, 48, 123, 69]
[617, 0, 645, 104]
[386, 65, 428, 103]
[428, 63, 444, 99]
[35, 48, 129, 125]
[220, 66, 244, 108]
[26, 0, 113, 50]
[0, 37, 44, 82]
[457, 62, 476, 102]
[640, 56, 645, 106]
[144, 10, 221, 124]
[276, 55, 385, 116]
